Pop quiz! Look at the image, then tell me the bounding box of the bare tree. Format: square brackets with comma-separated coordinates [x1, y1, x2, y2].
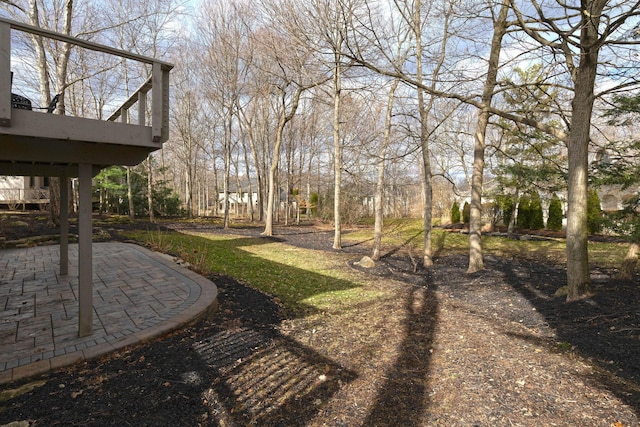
[271, 0, 366, 247]
[467, 0, 510, 273]
[237, 96, 267, 222]
[170, 75, 204, 217]
[196, 0, 253, 228]
[372, 78, 401, 260]
[249, 16, 327, 236]
[18, 0, 75, 225]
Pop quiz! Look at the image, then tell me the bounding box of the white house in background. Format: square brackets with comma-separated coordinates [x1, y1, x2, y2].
[0, 175, 49, 208]
[217, 191, 259, 215]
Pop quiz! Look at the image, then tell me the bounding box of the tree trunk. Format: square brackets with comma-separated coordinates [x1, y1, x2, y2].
[507, 190, 519, 235]
[372, 79, 400, 261]
[414, 0, 454, 267]
[263, 140, 279, 236]
[413, 0, 433, 267]
[263, 87, 305, 236]
[565, 71, 596, 301]
[564, 1, 606, 301]
[467, 0, 509, 273]
[53, 0, 73, 115]
[248, 133, 263, 222]
[414, 0, 433, 267]
[48, 177, 60, 227]
[617, 243, 639, 279]
[332, 51, 343, 250]
[28, 0, 51, 107]
[28, 0, 65, 226]
[184, 166, 192, 217]
[233, 152, 243, 218]
[223, 120, 232, 229]
[306, 178, 312, 220]
[212, 161, 219, 217]
[243, 139, 255, 222]
[99, 187, 105, 215]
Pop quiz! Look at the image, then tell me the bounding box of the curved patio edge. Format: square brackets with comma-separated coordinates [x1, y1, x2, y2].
[0, 242, 218, 385]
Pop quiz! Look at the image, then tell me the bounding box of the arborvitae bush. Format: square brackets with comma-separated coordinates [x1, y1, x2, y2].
[310, 192, 319, 215]
[547, 193, 563, 231]
[587, 189, 603, 234]
[517, 194, 531, 228]
[501, 195, 515, 227]
[462, 201, 471, 224]
[451, 201, 461, 223]
[529, 191, 544, 230]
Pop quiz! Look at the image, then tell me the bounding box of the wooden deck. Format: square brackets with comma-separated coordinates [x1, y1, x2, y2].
[0, 108, 154, 176]
[0, 17, 172, 178]
[0, 17, 173, 337]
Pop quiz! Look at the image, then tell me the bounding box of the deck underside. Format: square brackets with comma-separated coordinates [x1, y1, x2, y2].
[0, 109, 160, 177]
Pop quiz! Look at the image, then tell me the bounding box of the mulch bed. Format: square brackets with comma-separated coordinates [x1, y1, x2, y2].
[1, 215, 639, 426]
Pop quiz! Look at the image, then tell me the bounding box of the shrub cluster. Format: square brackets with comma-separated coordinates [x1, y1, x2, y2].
[516, 191, 544, 229]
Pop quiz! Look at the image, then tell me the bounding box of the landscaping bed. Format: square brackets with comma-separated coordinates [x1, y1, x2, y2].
[0, 217, 638, 426]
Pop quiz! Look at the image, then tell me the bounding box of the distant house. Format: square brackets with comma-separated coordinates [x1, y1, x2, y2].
[217, 191, 258, 215]
[599, 184, 637, 212]
[594, 149, 638, 212]
[0, 176, 49, 209]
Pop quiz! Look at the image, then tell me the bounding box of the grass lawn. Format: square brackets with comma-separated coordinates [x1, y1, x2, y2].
[123, 218, 632, 315]
[124, 228, 385, 316]
[347, 218, 630, 268]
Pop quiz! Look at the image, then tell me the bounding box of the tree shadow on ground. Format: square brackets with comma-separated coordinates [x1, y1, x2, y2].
[190, 276, 359, 426]
[362, 271, 439, 426]
[195, 326, 358, 426]
[486, 257, 640, 416]
[0, 275, 358, 427]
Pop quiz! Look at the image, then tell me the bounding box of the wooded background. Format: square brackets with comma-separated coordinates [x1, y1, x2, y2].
[3, 0, 640, 300]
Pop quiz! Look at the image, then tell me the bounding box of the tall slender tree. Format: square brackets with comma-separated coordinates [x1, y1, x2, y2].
[466, 0, 510, 272]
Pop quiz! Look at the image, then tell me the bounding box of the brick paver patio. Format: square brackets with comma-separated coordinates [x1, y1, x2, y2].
[0, 242, 218, 384]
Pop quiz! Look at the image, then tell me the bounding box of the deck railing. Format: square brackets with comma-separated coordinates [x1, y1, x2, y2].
[0, 187, 48, 202]
[0, 17, 172, 143]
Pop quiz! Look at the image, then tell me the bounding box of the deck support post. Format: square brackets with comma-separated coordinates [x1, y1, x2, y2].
[60, 174, 69, 276]
[78, 163, 93, 337]
[0, 21, 11, 126]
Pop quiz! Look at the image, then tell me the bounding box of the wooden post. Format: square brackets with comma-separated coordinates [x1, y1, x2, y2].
[0, 21, 11, 126]
[60, 174, 69, 276]
[78, 163, 93, 337]
[152, 63, 162, 142]
[138, 91, 146, 126]
[161, 67, 170, 142]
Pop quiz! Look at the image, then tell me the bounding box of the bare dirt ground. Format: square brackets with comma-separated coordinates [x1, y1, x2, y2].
[1, 216, 639, 426]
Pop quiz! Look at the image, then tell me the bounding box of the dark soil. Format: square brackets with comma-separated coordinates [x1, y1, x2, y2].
[1, 214, 639, 426]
